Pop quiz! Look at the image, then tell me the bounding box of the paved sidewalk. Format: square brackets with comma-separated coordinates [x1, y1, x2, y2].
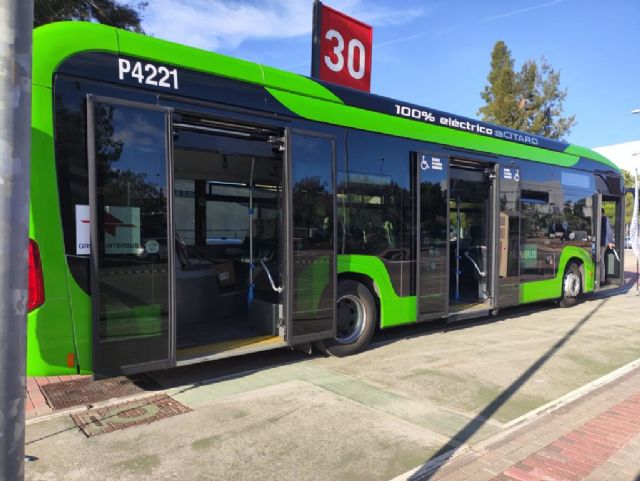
[25, 375, 87, 418]
[404, 367, 640, 481]
[24, 259, 640, 480]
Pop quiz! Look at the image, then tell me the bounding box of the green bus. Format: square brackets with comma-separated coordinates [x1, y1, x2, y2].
[28, 22, 625, 376]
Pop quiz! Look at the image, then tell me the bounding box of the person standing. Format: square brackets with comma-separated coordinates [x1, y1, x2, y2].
[601, 208, 615, 285]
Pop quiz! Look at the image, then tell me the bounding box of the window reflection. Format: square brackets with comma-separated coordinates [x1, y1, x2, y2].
[338, 131, 416, 296]
[291, 134, 334, 337]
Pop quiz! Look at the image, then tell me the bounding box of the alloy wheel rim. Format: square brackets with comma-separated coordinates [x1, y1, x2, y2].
[564, 270, 581, 298]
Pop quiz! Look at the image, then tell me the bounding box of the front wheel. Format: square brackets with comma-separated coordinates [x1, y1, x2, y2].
[559, 262, 582, 308]
[315, 279, 377, 357]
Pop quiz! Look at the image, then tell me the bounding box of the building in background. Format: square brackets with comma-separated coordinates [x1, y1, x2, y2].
[593, 141, 640, 173]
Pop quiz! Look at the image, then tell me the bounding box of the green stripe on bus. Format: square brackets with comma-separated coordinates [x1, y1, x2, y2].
[563, 144, 619, 171]
[267, 88, 583, 168]
[33, 22, 344, 104]
[338, 255, 417, 328]
[520, 246, 595, 304]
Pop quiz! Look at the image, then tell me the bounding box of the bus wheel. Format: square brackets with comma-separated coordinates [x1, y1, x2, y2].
[315, 280, 377, 357]
[559, 262, 582, 308]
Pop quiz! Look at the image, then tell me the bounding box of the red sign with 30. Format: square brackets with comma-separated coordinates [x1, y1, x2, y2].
[313, 2, 372, 92]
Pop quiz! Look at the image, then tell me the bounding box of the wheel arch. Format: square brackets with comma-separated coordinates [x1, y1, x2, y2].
[336, 254, 417, 328]
[557, 246, 595, 295]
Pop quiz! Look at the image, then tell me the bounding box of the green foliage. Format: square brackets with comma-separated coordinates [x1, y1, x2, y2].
[34, 0, 147, 32]
[478, 41, 576, 140]
[623, 169, 636, 228]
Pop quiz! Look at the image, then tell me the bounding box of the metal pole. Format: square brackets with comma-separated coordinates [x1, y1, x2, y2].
[455, 197, 460, 301]
[0, 1, 33, 480]
[248, 157, 255, 305]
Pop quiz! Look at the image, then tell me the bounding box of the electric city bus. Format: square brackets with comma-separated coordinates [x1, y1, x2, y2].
[28, 22, 625, 376]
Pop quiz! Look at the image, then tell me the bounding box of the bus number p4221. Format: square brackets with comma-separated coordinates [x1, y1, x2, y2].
[118, 58, 179, 90]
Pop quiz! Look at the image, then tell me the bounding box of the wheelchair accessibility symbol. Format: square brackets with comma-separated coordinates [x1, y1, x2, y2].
[421, 159, 430, 170]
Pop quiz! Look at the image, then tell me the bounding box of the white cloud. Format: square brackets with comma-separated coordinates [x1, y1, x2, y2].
[481, 0, 563, 23]
[142, 0, 424, 52]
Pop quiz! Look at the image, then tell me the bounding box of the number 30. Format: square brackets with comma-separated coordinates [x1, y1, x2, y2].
[324, 29, 366, 80]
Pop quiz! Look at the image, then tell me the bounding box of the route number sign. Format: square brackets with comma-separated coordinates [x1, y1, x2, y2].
[312, 1, 373, 92]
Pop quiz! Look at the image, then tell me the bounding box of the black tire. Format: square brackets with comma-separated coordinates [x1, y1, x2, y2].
[559, 261, 582, 308]
[315, 279, 377, 357]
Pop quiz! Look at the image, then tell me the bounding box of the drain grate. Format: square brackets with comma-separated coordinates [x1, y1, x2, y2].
[41, 374, 161, 410]
[71, 394, 191, 436]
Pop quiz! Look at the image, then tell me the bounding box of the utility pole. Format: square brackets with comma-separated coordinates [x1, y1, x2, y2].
[0, 1, 33, 480]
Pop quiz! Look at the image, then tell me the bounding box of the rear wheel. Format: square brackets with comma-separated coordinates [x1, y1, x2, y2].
[315, 279, 377, 357]
[559, 262, 582, 308]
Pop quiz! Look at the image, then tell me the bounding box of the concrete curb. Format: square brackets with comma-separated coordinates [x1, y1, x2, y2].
[390, 357, 640, 481]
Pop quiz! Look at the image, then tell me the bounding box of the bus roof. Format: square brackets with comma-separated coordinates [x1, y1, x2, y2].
[33, 21, 619, 173]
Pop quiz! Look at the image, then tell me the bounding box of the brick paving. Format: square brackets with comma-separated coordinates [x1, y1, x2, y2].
[40, 373, 161, 410]
[25, 375, 88, 418]
[419, 367, 640, 481]
[71, 394, 192, 436]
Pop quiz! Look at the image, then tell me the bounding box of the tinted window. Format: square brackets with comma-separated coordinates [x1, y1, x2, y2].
[340, 131, 416, 296]
[521, 191, 557, 278]
[53, 77, 155, 256]
[291, 133, 335, 338]
[91, 101, 170, 373]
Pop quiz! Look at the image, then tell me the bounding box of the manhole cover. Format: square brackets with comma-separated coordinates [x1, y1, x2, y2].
[41, 374, 161, 410]
[71, 394, 191, 436]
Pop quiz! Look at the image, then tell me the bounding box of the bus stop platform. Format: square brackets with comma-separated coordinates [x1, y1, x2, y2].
[24, 260, 640, 481]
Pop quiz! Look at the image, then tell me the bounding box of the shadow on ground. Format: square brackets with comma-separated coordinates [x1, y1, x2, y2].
[406, 296, 611, 481]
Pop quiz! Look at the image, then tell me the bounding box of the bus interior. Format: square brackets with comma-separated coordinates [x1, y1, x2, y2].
[172, 118, 285, 360]
[449, 163, 492, 312]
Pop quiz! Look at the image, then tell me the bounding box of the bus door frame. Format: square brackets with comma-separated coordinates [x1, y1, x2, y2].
[87, 95, 176, 375]
[594, 193, 625, 291]
[593, 193, 603, 290]
[284, 128, 337, 346]
[491, 163, 521, 310]
[415, 151, 450, 321]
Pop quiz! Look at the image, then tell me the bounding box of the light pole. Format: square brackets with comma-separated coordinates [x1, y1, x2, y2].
[631, 110, 639, 293]
[0, 1, 33, 480]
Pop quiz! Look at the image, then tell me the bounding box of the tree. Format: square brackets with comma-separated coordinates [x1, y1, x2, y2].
[478, 41, 576, 140]
[478, 41, 521, 130]
[34, 0, 147, 32]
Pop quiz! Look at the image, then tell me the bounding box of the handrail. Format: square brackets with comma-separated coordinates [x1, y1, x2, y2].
[464, 251, 486, 277]
[260, 259, 283, 293]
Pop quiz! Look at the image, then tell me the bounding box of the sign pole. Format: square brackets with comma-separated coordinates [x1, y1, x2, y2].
[0, 1, 33, 480]
[310, 0, 322, 78]
[632, 168, 640, 295]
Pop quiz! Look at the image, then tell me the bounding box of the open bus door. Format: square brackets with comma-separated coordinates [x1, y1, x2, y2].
[87, 96, 175, 375]
[285, 130, 336, 345]
[492, 164, 521, 309]
[595, 193, 625, 291]
[416, 152, 449, 320]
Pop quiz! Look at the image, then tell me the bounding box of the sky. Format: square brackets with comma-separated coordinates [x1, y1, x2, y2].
[140, 0, 640, 149]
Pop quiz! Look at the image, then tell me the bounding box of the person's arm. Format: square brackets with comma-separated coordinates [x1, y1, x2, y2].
[606, 218, 615, 248]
